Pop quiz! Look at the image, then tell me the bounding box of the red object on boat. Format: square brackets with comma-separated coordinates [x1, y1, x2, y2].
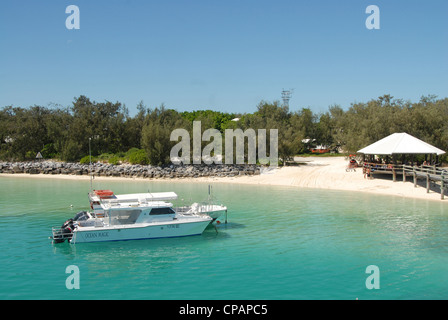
[94, 190, 114, 198]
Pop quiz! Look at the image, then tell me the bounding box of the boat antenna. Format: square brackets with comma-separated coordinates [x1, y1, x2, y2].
[89, 137, 93, 192]
[208, 184, 211, 203]
[208, 184, 213, 203]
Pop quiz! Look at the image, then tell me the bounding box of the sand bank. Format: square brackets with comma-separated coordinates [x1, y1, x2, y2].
[1, 157, 446, 202]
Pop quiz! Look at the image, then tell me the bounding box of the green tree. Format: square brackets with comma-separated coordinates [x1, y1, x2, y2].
[63, 95, 128, 160]
[141, 105, 189, 166]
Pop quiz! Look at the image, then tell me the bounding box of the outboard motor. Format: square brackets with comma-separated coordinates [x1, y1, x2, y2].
[52, 211, 90, 243]
[52, 218, 75, 243]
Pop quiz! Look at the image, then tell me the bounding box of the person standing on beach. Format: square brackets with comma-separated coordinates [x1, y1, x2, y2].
[363, 166, 371, 179]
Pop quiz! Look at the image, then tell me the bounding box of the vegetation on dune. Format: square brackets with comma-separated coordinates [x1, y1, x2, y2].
[1, 94, 447, 165]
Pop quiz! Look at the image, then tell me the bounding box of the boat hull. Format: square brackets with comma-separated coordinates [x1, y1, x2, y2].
[70, 219, 211, 244]
[206, 206, 227, 221]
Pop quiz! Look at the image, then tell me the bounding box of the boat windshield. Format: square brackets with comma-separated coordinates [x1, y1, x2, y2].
[109, 209, 141, 225]
[150, 207, 175, 215]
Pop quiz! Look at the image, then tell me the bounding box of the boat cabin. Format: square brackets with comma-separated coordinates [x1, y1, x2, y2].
[87, 190, 179, 226]
[89, 190, 178, 215]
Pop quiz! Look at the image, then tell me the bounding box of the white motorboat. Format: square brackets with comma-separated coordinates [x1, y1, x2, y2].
[176, 203, 227, 221]
[51, 190, 219, 244]
[88, 189, 227, 222]
[174, 186, 228, 222]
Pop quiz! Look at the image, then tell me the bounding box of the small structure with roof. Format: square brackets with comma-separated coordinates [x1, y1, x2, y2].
[357, 132, 447, 199]
[358, 132, 445, 157]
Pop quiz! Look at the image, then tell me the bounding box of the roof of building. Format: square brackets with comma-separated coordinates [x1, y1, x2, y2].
[357, 132, 445, 155]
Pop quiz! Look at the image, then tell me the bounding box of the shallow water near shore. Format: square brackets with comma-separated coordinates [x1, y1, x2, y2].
[1, 176, 448, 299]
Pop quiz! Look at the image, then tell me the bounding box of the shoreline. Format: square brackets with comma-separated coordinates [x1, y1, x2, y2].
[1, 157, 447, 202]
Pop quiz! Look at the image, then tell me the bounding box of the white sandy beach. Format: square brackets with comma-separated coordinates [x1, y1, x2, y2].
[193, 156, 447, 202]
[0, 157, 448, 202]
[1, 157, 446, 202]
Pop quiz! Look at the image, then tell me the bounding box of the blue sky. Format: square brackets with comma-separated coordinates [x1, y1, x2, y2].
[0, 0, 447, 115]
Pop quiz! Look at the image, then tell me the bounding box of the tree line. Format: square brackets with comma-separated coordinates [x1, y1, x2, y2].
[1, 94, 447, 165]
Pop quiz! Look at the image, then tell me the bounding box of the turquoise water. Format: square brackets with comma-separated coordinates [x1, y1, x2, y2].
[1, 176, 448, 300]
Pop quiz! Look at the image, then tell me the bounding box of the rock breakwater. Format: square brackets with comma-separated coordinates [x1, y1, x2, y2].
[0, 161, 261, 179]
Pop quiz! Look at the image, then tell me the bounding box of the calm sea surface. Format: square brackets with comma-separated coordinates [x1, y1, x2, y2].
[1, 176, 448, 300]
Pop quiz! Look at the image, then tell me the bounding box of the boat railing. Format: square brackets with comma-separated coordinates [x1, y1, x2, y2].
[196, 203, 219, 213]
[174, 203, 224, 214]
[175, 206, 192, 213]
[51, 226, 72, 240]
[99, 199, 172, 209]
